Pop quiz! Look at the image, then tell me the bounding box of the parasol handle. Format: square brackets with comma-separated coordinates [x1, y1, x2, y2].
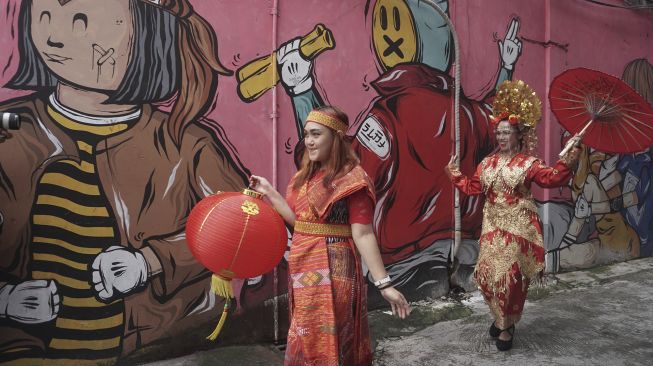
[559, 120, 592, 158]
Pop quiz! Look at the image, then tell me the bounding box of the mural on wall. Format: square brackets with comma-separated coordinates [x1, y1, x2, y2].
[543, 58, 653, 272]
[350, 0, 517, 299]
[1, 0, 652, 364]
[0, 0, 250, 364]
[237, 0, 522, 300]
[617, 58, 653, 258]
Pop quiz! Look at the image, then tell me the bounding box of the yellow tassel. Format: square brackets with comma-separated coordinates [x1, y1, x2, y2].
[207, 300, 231, 341]
[207, 274, 234, 341]
[211, 274, 234, 299]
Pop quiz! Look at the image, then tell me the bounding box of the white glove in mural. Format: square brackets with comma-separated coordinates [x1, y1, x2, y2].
[277, 38, 314, 95]
[575, 196, 592, 219]
[0, 280, 60, 324]
[499, 18, 522, 70]
[91, 246, 148, 301]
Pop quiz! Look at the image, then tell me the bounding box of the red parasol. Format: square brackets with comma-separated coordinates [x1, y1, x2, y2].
[549, 67, 653, 156]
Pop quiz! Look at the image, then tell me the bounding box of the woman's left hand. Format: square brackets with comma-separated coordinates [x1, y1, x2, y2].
[563, 136, 582, 163]
[380, 287, 411, 319]
[569, 145, 582, 162]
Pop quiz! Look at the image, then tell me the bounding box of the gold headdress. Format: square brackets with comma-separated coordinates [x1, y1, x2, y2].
[491, 80, 542, 129]
[491, 80, 542, 153]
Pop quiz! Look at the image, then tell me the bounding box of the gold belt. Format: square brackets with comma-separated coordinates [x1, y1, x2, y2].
[294, 221, 352, 237]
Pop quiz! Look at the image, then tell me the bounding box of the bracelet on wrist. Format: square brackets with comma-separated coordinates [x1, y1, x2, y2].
[373, 275, 391, 288]
[377, 282, 393, 290]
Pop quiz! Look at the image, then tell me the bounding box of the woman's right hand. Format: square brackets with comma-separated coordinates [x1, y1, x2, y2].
[380, 286, 411, 319]
[445, 154, 460, 177]
[249, 175, 274, 196]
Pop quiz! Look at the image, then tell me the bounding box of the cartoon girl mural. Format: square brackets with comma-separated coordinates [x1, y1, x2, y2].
[0, 0, 248, 363]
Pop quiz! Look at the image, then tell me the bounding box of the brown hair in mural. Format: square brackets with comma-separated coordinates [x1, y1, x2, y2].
[622, 58, 653, 106]
[0, 0, 247, 364]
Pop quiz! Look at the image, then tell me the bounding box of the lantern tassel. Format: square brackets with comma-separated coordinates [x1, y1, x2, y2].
[207, 274, 234, 341]
[210, 274, 234, 298]
[207, 300, 231, 341]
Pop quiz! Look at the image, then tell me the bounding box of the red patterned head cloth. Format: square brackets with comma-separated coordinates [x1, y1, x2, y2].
[141, 0, 232, 145]
[306, 110, 348, 133]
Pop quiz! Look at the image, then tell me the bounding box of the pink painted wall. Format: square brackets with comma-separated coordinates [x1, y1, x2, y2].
[3, 0, 650, 196]
[454, 0, 653, 200]
[0, 0, 652, 363]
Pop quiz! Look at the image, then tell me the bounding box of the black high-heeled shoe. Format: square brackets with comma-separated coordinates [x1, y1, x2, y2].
[495, 325, 515, 351]
[489, 322, 501, 338]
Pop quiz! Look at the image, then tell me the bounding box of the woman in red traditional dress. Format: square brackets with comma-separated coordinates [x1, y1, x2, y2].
[445, 80, 581, 351]
[250, 106, 410, 365]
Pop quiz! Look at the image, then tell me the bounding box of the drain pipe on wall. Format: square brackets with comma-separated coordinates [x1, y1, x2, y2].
[270, 0, 280, 345]
[271, 1, 280, 190]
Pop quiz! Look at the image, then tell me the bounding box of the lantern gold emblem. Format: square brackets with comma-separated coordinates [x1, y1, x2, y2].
[241, 200, 260, 215]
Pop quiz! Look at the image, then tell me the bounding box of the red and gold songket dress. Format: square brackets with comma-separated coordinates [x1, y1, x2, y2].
[451, 153, 572, 328]
[284, 165, 375, 366]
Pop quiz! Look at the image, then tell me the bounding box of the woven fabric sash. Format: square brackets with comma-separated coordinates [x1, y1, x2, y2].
[294, 221, 352, 237]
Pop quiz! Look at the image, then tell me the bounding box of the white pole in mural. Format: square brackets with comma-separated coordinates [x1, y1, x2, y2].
[422, 0, 462, 265]
[271, 0, 281, 345]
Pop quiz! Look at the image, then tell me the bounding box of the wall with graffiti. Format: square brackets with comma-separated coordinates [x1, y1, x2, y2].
[0, 0, 651, 364]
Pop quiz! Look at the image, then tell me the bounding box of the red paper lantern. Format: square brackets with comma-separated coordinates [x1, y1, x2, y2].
[186, 189, 287, 341]
[186, 189, 287, 280]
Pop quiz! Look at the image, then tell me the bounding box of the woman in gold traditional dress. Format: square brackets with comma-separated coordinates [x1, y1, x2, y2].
[445, 80, 581, 351]
[250, 106, 410, 365]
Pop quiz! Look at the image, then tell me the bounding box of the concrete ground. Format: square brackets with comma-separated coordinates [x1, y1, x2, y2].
[139, 257, 653, 366]
[374, 258, 653, 366]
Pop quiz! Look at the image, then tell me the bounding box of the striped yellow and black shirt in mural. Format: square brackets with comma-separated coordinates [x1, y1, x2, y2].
[23, 98, 137, 365]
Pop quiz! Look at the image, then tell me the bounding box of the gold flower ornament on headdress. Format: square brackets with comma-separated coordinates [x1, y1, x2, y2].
[490, 80, 542, 129]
